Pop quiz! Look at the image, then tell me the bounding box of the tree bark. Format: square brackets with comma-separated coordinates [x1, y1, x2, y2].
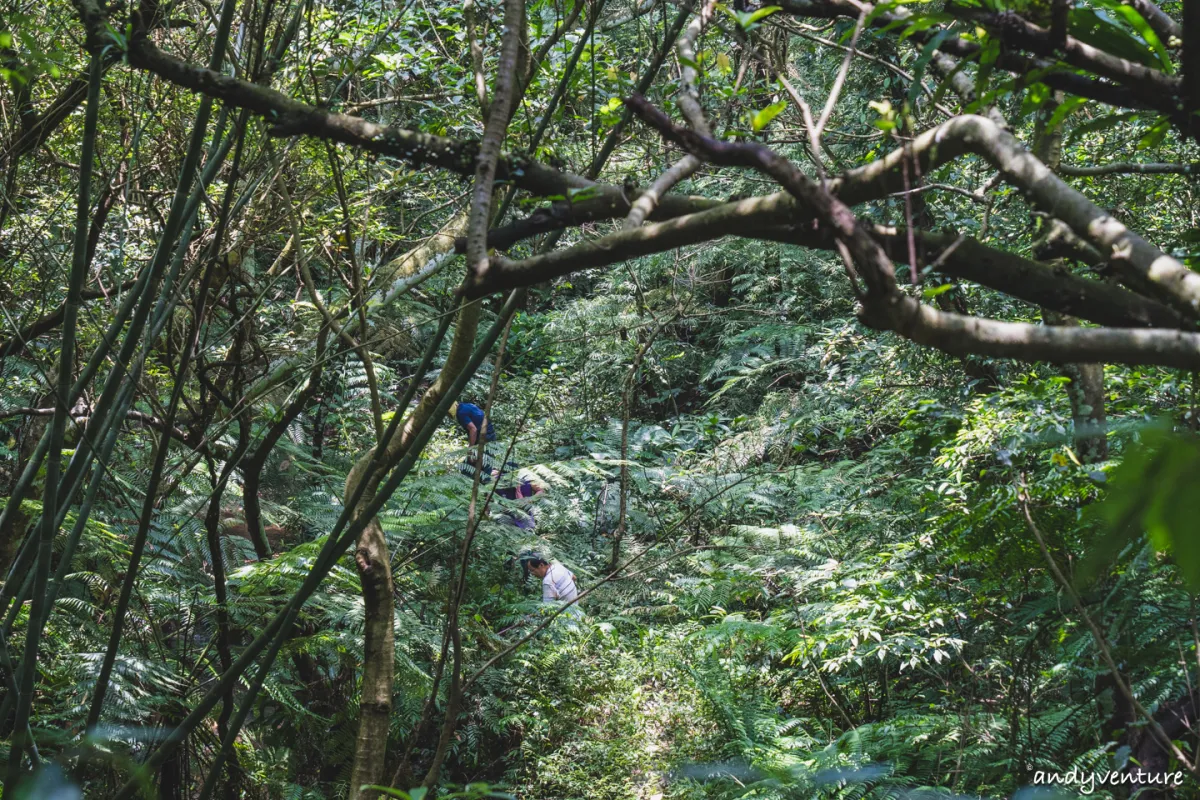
[1044, 311, 1109, 462]
[1035, 96, 1107, 463]
[0, 412, 46, 577]
[342, 293, 481, 800]
[346, 517, 394, 799]
[241, 328, 327, 559]
[1184, 1, 1200, 117]
[202, 467, 238, 797]
[1063, 359, 1108, 462]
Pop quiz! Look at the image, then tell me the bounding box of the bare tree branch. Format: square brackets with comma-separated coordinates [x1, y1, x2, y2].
[959, 9, 1179, 99]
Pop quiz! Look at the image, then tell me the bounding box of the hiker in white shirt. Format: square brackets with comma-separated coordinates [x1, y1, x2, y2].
[526, 556, 578, 603]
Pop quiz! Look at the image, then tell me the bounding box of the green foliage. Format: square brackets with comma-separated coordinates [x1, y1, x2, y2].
[3, 0, 1200, 798]
[1086, 423, 1200, 590]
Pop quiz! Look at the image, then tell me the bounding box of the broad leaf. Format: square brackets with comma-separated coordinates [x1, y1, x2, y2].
[751, 101, 787, 132]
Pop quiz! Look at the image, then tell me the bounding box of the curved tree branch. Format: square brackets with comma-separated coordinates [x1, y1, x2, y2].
[122, 30, 586, 198]
[625, 94, 1200, 369]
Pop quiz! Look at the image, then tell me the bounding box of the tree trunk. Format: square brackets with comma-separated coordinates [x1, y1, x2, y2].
[1063, 360, 1108, 463]
[1043, 311, 1108, 462]
[712, 261, 737, 307]
[1035, 95, 1106, 463]
[347, 517, 395, 800]
[343, 297, 481, 800]
[932, 289, 1002, 393]
[156, 728, 184, 800]
[0, 412, 46, 577]
[203, 467, 238, 796]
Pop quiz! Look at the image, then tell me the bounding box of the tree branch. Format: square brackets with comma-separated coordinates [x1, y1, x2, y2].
[1059, 161, 1200, 176]
[475, 187, 1186, 332]
[775, 0, 1157, 112]
[120, 30, 585, 198]
[0, 280, 139, 361]
[1018, 482, 1197, 777]
[626, 94, 1200, 369]
[1184, 0, 1200, 112]
[1124, 0, 1182, 45]
[960, 9, 1179, 99]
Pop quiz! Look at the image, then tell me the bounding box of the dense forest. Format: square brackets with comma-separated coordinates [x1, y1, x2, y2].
[4, 0, 1200, 796]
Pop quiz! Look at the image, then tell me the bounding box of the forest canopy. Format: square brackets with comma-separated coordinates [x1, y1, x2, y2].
[3, 0, 1200, 797]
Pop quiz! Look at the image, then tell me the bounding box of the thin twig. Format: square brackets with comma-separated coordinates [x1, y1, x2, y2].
[813, 9, 867, 143]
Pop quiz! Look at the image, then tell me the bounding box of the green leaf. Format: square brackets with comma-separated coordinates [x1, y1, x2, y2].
[1092, 0, 1173, 73]
[1066, 111, 1141, 145]
[869, 98, 896, 130]
[898, 12, 955, 40]
[1069, 8, 1157, 69]
[1084, 423, 1200, 591]
[751, 101, 787, 132]
[907, 30, 951, 108]
[1044, 96, 1087, 134]
[738, 5, 782, 29]
[721, 4, 779, 33]
[973, 37, 1000, 102]
[566, 186, 600, 202]
[921, 283, 955, 301]
[1136, 115, 1171, 150]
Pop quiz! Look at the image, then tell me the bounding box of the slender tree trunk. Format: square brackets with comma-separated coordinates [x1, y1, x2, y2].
[347, 517, 395, 798]
[157, 732, 184, 800]
[242, 329, 327, 559]
[419, 305, 516, 794]
[203, 462, 237, 797]
[1034, 95, 1107, 462]
[1043, 311, 1108, 462]
[394, 1, 528, 791]
[904, 152, 1000, 394]
[392, 627, 451, 787]
[612, 373, 632, 569]
[932, 289, 1001, 393]
[0, 413, 46, 576]
[1184, 1, 1200, 133]
[3, 52, 100, 789]
[419, 628, 462, 793]
[712, 261, 737, 308]
[1065, 360, 1108, 462]
[611, 317, 670, 570]
[342, 301, 479, 800]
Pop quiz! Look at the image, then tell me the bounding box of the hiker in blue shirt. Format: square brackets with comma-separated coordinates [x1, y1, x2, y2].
[450, 401, 502, 483]
[449, 401, 495, 445]
[448, 402, 542, 527]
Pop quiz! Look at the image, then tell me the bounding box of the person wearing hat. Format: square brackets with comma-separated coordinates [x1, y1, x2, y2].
[497, 552, 580, 637]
